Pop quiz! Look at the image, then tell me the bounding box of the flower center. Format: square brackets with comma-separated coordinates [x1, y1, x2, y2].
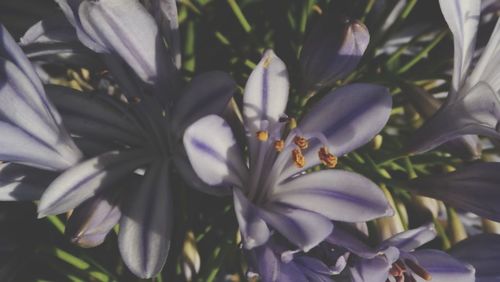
[253, 117, 338, 169]
[388, 259, 432, 282]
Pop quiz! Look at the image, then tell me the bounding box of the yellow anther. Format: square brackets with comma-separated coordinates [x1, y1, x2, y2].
[318, 147, 338, 168]
[256, 130, 269, 141]
[288, 118, 297, 130]
[293, 136, 309, 150]
[274, 140, 285, 152]
[292, 148, 306, 168]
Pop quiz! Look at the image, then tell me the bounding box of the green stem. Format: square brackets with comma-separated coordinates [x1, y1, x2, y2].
[299, 0, 314, 34]
[360, 0, 376, 23]
[397, 29, 448, 74]
[227, 0, 252, 33]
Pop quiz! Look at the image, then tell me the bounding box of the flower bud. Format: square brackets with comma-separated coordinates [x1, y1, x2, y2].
[66, 194, 121, 248]
[299, 16, 369, 93]
[180, 231, 200, 281]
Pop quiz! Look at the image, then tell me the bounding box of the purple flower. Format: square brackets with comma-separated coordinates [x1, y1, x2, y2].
[328, 224, 475, 282]
[300, 14, 369, 94]
[450, 233, 500, 282]
[407, 0, 500, 154]
[0, 4, 235, 276]
[404, 162, 500, 222]
[55, 0, 179, 101]
[183, 50, 393, 252]
[246, 237, 335, 282]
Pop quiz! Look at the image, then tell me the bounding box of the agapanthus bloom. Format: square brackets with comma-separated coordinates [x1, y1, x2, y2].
[183, 50, 393, 252]
[407, 0, 500, 154]
[246, 237, 336, 282]
[0, 0, 235, 277]
[328, 224, 475, 282]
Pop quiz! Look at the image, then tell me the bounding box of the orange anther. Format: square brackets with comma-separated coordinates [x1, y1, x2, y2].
[318, 147, 338, 168]
[292, 148, 306, 168]
[274, 140, 285, 152]
[293, 136, 309, 150]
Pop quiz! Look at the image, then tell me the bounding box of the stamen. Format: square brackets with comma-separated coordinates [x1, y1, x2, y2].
[280, 249, 301, 263]
[389, 264, 403, 277]
[292, 148, 305, 168]
[395, 260, 407, 271]
[274, 140, 285, 152]
[293, 136, 309, 150]
[256, 130, 269, 141]
[389, 259, 406, 278]
[404, 259, 431, 281]
[318, 147, 338, 168]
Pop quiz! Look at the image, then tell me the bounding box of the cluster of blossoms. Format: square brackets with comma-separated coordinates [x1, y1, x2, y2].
[1, 0, 500, 281]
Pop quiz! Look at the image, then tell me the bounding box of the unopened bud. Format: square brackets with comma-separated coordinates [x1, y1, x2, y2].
[66, 195, 121, 248]
[299, 16, 369, 93]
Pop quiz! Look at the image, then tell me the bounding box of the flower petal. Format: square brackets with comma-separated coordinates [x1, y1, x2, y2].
[271, 170, 393, 222]
[250, 243, 280, 282]
[402, 83, 482, 159]
[295, 256, 334, 281]
[469, 17, 500, 92]
[77, 0, 174, 86]
[380, 224, 436, 252]
[0, 26, 82, 170]
[173, 152, 231, 196]
[243, 50, 289, 133]
[449, 233, 500, 281]
[54, 0, 108, 53]
[1, 24, 45, 93]
[405, 162, 500, 221]
[171, 71, 237, 138]
[438, 0, 480, 94]
[0, 163, 56, 201]
[278, 83, 391, 178]
[259, 204, 333, 252]
[142, 0, 180, 68]
[119, 161, 171, 278]
[46, 85, 143, 137]
[278, 261, 309, 282]
[299, 83, 391, 156]
[183, 115, 247, 188]
[38, 149, 152, 217]
[19, 14, 77, 45]
[412, 249, 475, 282]
[326, 225, 378, 259]
[233, 188, 270, 249]
[350, 256, 391, 282]
[407, 81, 500, 154]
